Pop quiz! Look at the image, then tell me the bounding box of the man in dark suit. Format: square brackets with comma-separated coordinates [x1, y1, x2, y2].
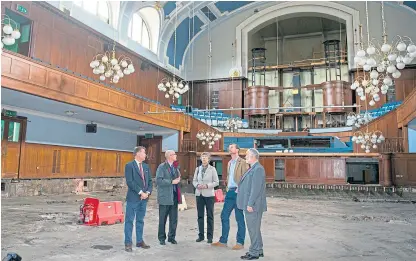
[124, 146, 153, 252]
[156, 150, 181, 245]
[237, 148, 267, 260]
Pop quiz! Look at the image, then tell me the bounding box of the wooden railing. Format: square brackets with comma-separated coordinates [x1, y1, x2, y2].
[1, 51, 191, 132]
[182, 139, 196, 152]
[379, 138, 405, 153]
[397, 87, 416, 128]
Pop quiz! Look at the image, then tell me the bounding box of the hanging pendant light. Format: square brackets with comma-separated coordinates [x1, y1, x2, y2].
[352, 130, 385, 153]
[196, 130, 222, 149]
[1, 15, 21, 49]
[224, 117, 243, 132]
[90, 42, 134, 84]
[157, 77, 189, 101]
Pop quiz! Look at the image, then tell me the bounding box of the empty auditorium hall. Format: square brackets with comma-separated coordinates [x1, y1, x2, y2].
[1, 1, 415, 260]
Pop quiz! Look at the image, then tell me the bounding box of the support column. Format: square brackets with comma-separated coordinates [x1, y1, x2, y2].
[379, 154, 392, 187]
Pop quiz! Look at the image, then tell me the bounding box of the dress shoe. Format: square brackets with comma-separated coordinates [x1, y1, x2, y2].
[232, 244, 244, 250]
[125, 244, 132, 252]
[136, 241, 150, 249]
[207, 239, 213, 244]
[240, 253, 259, 260]
[168, 239, 177, 244]
[195, 238, 204, 242]
[159, 240, 166, 245]
[245, 252, 264, 257]
[211, 242, 227, 247]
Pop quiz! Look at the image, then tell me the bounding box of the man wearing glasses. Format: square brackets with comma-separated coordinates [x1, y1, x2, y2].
[156, 150, 181, 245]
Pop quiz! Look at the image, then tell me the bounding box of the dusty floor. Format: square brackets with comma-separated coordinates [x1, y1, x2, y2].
[1, 191, 416, 261]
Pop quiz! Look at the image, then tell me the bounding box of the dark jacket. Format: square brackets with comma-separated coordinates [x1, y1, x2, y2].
[125, 160, 153, 202]
[156, 162, 182, 205]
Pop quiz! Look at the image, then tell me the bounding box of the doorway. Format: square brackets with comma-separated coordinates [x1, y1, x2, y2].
[138, 136, 162, 177]
[1, 115, 26, 179]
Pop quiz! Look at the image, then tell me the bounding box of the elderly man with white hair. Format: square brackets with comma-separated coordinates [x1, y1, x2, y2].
[237, 148, 267, 260]
[156, 150, 181, 245]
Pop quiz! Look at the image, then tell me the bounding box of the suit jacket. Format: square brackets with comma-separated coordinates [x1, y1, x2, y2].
[192, 164, 219, 197]
[236, 161, 267, 212]
[227, 157, 249, 186]
[156, 162, 182, 205]
[125, 160, 153, 202]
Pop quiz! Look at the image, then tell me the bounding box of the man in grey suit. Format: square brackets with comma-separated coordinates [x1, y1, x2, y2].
[237, 148, 267, 260]
[156, 150, 181, 245]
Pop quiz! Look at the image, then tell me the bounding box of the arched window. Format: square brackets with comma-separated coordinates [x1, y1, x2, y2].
[128, 12, 151, 50]
[128, 7, 160, 52]
[74, 1, 110, 24]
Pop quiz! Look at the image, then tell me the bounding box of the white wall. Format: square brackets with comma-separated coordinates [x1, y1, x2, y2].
[184, 1, 416, 81]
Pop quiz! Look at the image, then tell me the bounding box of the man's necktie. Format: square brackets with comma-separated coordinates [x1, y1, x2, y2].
[139, 163, 146, 187]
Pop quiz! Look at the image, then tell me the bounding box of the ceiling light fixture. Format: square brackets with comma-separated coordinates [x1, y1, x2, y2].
[90, 42, 134, 84]
[1, 15, 21, 49]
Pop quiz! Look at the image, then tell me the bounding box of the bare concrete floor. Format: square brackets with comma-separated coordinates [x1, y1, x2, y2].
[1, 191, 416, 261]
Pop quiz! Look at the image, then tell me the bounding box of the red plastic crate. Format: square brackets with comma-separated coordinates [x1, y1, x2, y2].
[81, 198, 124, 226]
[97, 201, 124, 225]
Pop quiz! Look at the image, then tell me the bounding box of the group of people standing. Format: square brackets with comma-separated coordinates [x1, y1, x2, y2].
[123, 144, 267, 260]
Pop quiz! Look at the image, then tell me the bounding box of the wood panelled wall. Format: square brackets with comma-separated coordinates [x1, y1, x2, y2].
[353, 110, 400, 153]
[185, 117, 225, 152]
[391, 153, 416, 186]
[1, 51, 190, 131]
[18, 143, 132, 179]
[191, 78, 246, 118]
[394, 69, 416, 102]
[1, 1, 184, 108]
[285, 158, 346, 184]
[397, 87, 416, 128]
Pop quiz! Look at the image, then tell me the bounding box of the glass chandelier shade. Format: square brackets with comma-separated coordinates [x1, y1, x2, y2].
[1, 15, 21, 49]
[89, 42, 134, 84]
[196, 130, 221, 149]
[352, 130, 385, 153]
[346, 112, 373, 128]
[157, 78, 189, 101]
[224, 117, 243, 132]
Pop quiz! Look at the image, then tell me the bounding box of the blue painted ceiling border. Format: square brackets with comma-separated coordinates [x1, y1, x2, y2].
[163, 1, 177, 17]
[214, 1, 254, 13]
[166, 15, 204, 69]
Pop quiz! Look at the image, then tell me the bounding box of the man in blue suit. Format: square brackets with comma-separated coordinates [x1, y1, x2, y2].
[124, 146, 153, 252]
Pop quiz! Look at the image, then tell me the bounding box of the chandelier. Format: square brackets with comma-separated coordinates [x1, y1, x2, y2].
[1, 15, 21, 48]
[352, 130, 385, 153]
[346, 112, 373, 128]
[157, 78, 189, 101]
[196, 130, 222, 149]
[224, 117, 243, 132]
[89, 42, 134, 84]
[350, 69, 391, 106]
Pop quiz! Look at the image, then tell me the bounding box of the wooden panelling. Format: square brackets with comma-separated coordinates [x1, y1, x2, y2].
[353, 109, 400, 153]
[285, 158, 346, 184]
[191, 78, 246, 118]
[391, 153, 416, 186]
[1, 51, 191, 132]
[397, 87, 416, 128]
[394, 69, 416, 102]
[2, 1, 185, 108]
[18, 143, 132, 179]
[184, 117, 224, 152]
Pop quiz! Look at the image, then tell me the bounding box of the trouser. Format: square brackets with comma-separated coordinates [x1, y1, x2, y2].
[158, 192, 179, 241]
[124, 200, 147, 245]
[219, 189, 245, 245]
[245, 210, 264, 257]
[196, 196, 215, 240]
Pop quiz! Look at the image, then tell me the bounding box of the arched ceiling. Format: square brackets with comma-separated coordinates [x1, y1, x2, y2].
[155, 1, 416, 72]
